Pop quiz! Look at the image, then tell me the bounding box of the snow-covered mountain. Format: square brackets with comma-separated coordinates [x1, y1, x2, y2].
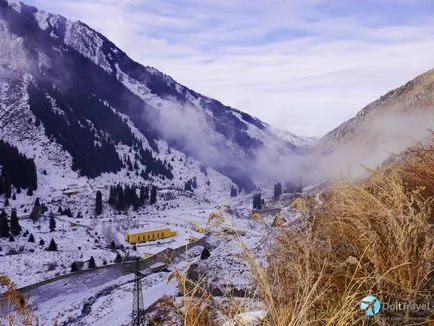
[271, 127, 317, 148]
[0, 0, 308, 193]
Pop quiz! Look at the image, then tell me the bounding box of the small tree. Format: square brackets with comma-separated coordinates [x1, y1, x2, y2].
[230, 186, 238, 197]
[95, 191, 103, 216]
[274, 182, 283, 199]
[49, 213, 56, 232]
[88, 256, 97, 269]
[253, 194, 262, 210]
[200, 247, 211, 260]
[10, 209, 22, 235]
[27, 187, 33, 196]
[114, 252, 122, 263]
[150, 186, 157, 205]
[30, 202, 42, 222]
[70, 261, 79, 272]
[28, 234, 35, 243]
[39, 239, 45, 246]
[0, 210, 10, 238]
[110, 240, 116, 250]
[48, 238, 57, 251]
[63, 207, 73, 218]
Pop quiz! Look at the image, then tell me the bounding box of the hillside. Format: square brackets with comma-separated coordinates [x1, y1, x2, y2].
[313, 69, 434, 181]
[0, 1, 306, 324]
[322, 68, 434, 149]
[0, 0, 309, 193]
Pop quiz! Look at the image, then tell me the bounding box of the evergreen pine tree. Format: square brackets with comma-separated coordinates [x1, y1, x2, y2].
[131, 186, 136, 207]
[274, 182, 283, 199]
[108, 186, 116, 206]
[184, 181, 193, 192]
[139, 185, 146, 206]
[71, 261, 79, 272]
[30, 162, 37, 191]
[4, 174, 11, 199]
[95, 190, 103, 215]
[110, 240, 116, 250]
[39, 238, 45, 246]
[150, 186, 157, 205]
[230, 186, 238, 197]
[200, 247, 211, 260]
[144, 186, 149, 200]
[0, 210, 9, 238]
[28, 233, 35, 243]
[10, 209, 21, 235]
[116, 185, 125, 211]
[30, 202, 41, 222]
[253, 194, 262, 210]
[27, 187, 33, 196]
[114, 252, 122, 263]
[49, 213, 56, 232]
[88, 256, 96, 269]
[63, 207, 73, 217]
[48, 238, 57, 251]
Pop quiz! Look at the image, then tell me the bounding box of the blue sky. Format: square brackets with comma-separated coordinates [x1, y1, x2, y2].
[25, 0, 434, 136]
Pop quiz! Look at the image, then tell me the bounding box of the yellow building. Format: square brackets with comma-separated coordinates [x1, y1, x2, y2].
[125, 227, 177, 244]
[188, 235, 200, 243]
[193, 223, 209, 234]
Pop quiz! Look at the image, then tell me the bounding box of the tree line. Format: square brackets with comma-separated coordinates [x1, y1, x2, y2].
[105, 184, 158, 213]
[0, 140, 38, 199]
[274, 180, 303, 198]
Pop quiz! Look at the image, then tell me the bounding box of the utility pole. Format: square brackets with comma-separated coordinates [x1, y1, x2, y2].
[132, 270, 145, 326]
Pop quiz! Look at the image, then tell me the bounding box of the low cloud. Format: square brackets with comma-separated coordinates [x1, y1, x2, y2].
[24, 0, 434, 137]
[155, 101, 225, 164]
[254, 109, 434, 186]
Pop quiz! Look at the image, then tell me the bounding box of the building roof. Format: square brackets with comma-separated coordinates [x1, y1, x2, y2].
[127, 226, 171, 234]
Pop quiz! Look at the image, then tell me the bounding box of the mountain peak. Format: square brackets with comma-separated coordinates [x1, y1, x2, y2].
[0, 0, 308, 192]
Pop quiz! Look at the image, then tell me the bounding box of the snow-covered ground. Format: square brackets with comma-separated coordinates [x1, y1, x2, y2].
[0, 156, 299, 325]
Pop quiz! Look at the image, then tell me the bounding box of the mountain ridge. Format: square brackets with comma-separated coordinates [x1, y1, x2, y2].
[321, 68, 434, 149]
[0, 0, 310, 192]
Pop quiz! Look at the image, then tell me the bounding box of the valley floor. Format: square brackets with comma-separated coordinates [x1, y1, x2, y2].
[0, 175, 294, 325]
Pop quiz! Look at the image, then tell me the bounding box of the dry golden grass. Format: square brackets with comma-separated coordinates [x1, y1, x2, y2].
[168, 265, 255, 326]
[169, 269, 214, 326]
[174, 148, 434, 325]
[0, 275, 36, 326]
[156, 146, 434, 325]
[248, 145, 434, 325]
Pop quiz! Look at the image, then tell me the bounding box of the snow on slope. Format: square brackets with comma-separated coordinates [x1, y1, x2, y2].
[0, 1, 305, 323]
[271, 127, 318, 148]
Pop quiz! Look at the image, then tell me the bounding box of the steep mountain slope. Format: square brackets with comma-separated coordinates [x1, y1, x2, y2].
[322, 68, 434, 149]
[0, 0, 306, 192]
[316, 68, 434, 180]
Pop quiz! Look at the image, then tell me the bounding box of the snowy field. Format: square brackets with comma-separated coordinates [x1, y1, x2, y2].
[0, 134, 297, 325]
